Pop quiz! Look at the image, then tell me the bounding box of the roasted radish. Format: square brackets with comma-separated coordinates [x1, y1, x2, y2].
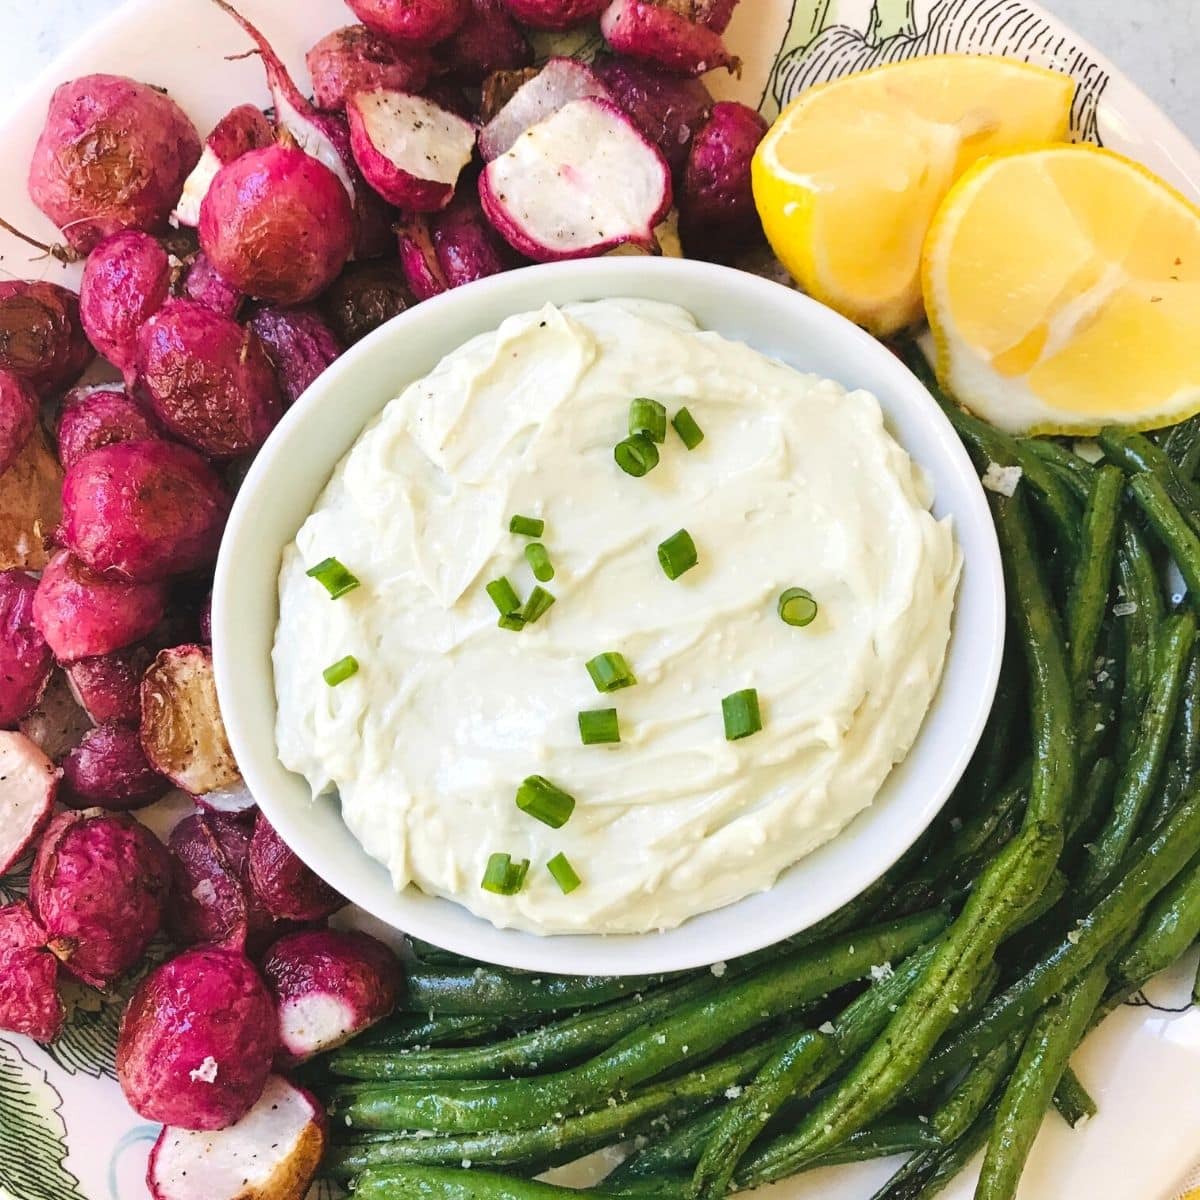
[478, 57, 611, 161]
[140, 644, 241, 795]
[117, 946, 277, 1129]
[599, 0, 740, 76]
[0, 570, 53, 727]
[0, 731, 58, 873]
[248, 308, 343, 407]
[172, 103, 273, 229]
[441, 0, 531, 83]
[183, 254, 245, 319]
[61, 721, 167, 811]
[55, 385, 159, 471]
[480, 97, 672, 260]
[197, 781, 257, 817]
[321, 261, 411, 346]
[65, 644, 151, 726]
[500, 0, 608, 28]
[347, 0, 470, 45]
[0, 281, 94, 394]
[135, 299, 282, 458]
[0, 373, 38, 476]
[397, 191, 514, 299]
[28, 74, 202, 253]
[262, 929, 401, 1064]
[247, 813, 344, 923]
[146, 1074, 326, 1200]
[346, 90, 476, 212]
[18, 669, 91, 760]
[307, 26, 434, 110]
[0, 902, 64, 1042]
[30, 808, 172, 989]
[61, 440, 231, 582]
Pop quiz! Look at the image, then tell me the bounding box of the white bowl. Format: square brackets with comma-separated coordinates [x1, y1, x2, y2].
[212, 257, 1004, 975]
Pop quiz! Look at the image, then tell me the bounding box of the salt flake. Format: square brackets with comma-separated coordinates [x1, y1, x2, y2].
[981, 462, 1023, 496]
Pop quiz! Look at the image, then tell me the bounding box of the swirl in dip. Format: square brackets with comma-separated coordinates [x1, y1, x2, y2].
[273, 299, 961, 934]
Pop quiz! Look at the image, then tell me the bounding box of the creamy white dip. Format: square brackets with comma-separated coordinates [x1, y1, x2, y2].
[274, 300, 961, 934]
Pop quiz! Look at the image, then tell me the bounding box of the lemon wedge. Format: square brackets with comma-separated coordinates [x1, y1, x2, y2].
[923, 144, 1200, 435]
[751, 55, 1074, 336]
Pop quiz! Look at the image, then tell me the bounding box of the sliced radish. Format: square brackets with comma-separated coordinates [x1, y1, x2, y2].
[0, 732, 59, 874]
[147, 1074, 326, 1200]
[599, 0, 740, 77]
[172, 104, 273, 228]
[196, 781, 257, 816]
[346, 90, 476, 211]
[479, 56, 611, 161]
[479, 96, 672, 261]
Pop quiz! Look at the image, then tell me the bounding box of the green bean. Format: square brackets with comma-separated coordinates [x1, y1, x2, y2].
[1116, 520, 1165, 761]
[930, 1029, 1024, 1143]
[908, 1107, 997, 1200]
[975, 963, 1110, 1200]
[1111, 852, 1200, 986]
[1066, 465, 1124, 696]
[1067, 757, 1117, 851]
[911, 787, 1200, 1097]
[327, 911, 947, 1134]
[1078, 621, 1122, 765]
[1083, 613, 1196, 894]
[952, 646, 1025, 819]
[352, 1166, 600, 1200]
[331, 975, 721, 1081]
[992, 493, 1078, 830]
[734, 824, 1061, 1182]
[1169, 645, 1200, 779]
[1098, 426, 1200, 537]
[1163, 414, 1200, 480]
[353, 1015, 511, 1052]
[1130, 473, 1200, 608]
[1052, 1065, 1097, 1128]
[403, 965, 669, 1017]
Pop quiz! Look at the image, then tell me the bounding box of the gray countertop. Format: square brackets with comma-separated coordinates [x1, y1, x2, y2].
[1, 0, 1196, 141]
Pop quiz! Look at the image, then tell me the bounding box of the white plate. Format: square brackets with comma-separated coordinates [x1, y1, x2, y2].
[0, 1, 1197, 1199]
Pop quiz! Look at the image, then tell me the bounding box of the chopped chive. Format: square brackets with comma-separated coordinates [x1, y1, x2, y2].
[614, 435, 660, 478]
[481, 852, 529, 895]
[722, 688, 762, 740]
[498, 612, 527, 631]
[657, 529, 698, 580]
[521, 586, 556, 624]
[578, 708, 620, 745]
[306, 557, 360, 599]
[515, 775, 576, 828]
[487, 576, 521, 616]
[671, 407, 704, 450]
[525, 542, 555, 582]
[778, 587, 818, 627]
[322, 655, 359, 687]
[629, 398, 667, 443]
[547, 852, 582, 894]
[586, 651, 636, 693]
[509, 514, 545, 537]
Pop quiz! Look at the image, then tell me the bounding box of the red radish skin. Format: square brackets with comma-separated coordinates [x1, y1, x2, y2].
[440, 0, 531, 83]
[396, 215, 446, 300]
[61, 722, 167, 811]
[262, 929, 402, 1064]
[147, 1074, 326, 1200]
[55, 385, 159, 472]
[699, 0, 738, 30]
[141, 644, 241, 795]
[28, 74, 202, 253]
[0, 372, 38, 475]
[679, 100, 767, 259]
[117, 947, 277, 1130]
[478, 57, 611, 162]
[183, 254, 245, 319]
[432, 191, 516, 286]
[346, 90, 476, 212]
[500, 0, 608, 29]
[0, 571, 53, 726]
[248, 308, 343, 408]
[479, 96, 672, 261]
[0, 732, 58, 874]
[307, 26, 435, 110]
[33, 550, 166, 663]
[0, 902, 64, 1042]
[599, 0, 740, 76]
[173, 103, 274, 228]
[198, 146, 355, 306]
[247, 813, 345, 923]
[0, 281, 94, 394]
[135, 300, 282, 459]
[61, 440, 231, 582]
[65, 645, 151, 726]
[31, 808, 171, 989]
[79, 232, 171, 378]
[591, 57, 712, 177]
[347, 0, 470, 45]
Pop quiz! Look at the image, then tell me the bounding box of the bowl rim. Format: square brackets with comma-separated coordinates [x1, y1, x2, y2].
[212, 256, 1005, 975]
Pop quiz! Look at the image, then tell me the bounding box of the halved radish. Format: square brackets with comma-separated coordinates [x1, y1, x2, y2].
[346, 89, 476, 211]
[147, 1074, 326, 1200]
[479, 97, 672, 261]
[171, 104, 273, 228]
[0, 901, 64, 1042]
[479, 56, 610, 161]
[599, 0, 740, 76]
[0, 731, 58, 874]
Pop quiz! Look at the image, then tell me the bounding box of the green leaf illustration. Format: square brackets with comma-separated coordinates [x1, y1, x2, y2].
[0, 862, 31, 906]
[0, 1039, 89, 1200]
